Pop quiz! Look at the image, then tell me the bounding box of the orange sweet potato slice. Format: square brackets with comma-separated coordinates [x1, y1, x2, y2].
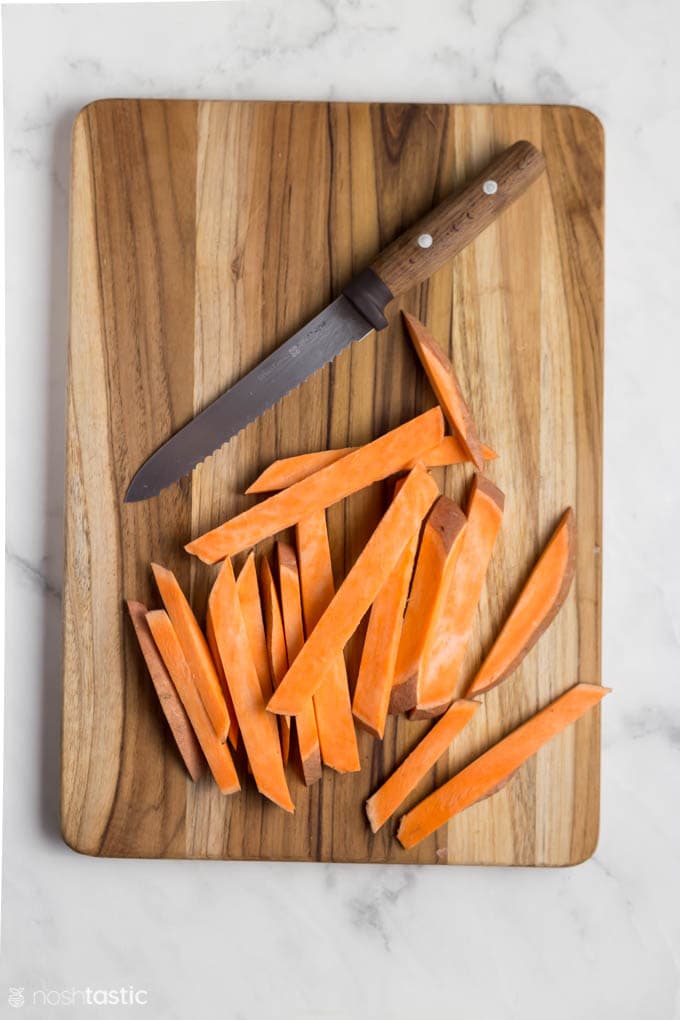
[204, 607, 239, 750]
[389, 496, 467, 715]
[365, 699, 480, 832]
[465, 508, 577, 697]
[151, 563, 229, 741]
[126, 600, 205, 782]
[402, 311, 485, 472]
[236, 552, 274, 701]
[421, 436, 497, 468]
[277, 542, 322, 786]
[246, 449, 353, 493]
[353, 528, 419, 739]
[267, 464, 439, 717]
[208, 559, 293, 812]
[296, 512, 360, 773]
[260, 557, 291, 766]
[186, 408, 444, 563]
[397, 683, 610, 848]
[146, 610, 240, 795]
[245, 437, 496, 494]
[412, 475, 504, 717]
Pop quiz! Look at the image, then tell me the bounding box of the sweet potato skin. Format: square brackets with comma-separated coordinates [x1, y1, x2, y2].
[126, 600, 205, 782]
[267, 464, 440, 717]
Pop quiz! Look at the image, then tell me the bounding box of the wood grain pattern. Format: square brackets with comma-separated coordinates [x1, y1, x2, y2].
[371, 139, 545, 297]
[62, 101, 604, 864]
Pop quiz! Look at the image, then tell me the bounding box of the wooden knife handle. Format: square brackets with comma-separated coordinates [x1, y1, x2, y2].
[342, 140, 545, 329]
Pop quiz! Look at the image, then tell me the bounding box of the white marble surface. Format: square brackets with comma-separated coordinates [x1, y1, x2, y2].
[3, 2, 680, 1017]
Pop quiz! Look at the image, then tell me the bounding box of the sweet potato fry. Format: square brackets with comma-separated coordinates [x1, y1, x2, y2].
[186, 408, 444, 563]
[352, 530, 419, 739]
[146, 610, 240, 795]
[412, 475, 504, 717]
[389, 496, 467, 715]
[422, 436, 497, 468]
[246, 437, 496, 494]
[277, 543, 322, 786]
[236, 553, 274, 701]
[126, 600, 205, 782]
[403, 311, 485, 471]
[246, 449, 353, 493]
[465, 508, 576, 697]
[260, 557, 291, 766]
[365, 699, 480, 832]
[151, 563, 229, 741]
[208, 559, 293, 812]
[267, 464, 439, 717]
[397, 683, 610, 848]
[296, 512, 360, 773]
[205, 608, 239, 750]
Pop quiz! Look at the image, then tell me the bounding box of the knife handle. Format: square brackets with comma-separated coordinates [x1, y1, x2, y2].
[343, 140, 545, 329]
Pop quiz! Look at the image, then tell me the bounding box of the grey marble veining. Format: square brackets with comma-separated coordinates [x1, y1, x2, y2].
[3, 2, 680, 1018]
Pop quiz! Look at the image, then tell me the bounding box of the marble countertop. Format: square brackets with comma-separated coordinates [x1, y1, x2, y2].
[3, 3, 679, 1018]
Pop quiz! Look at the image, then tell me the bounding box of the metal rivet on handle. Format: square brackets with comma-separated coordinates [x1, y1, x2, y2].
[483, 179, 498, 195]
[417, 233, 433, 249]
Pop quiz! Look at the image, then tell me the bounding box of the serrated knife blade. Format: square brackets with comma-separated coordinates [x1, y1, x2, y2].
[125, 296, 372, 502]
[124, 141, 545, 502]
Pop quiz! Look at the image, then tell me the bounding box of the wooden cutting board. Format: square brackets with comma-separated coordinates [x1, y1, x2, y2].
[62, 101, 603, 864]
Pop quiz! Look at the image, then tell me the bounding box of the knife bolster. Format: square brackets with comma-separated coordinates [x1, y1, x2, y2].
[342, 268, 393, 331]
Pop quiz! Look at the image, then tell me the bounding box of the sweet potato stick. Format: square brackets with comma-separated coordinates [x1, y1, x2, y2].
[246, 449, 353, 493]
[186, 408, 444, 563]
[236, 553, 274, 701]
[151, 563, 229, 741]
[277, 543, 322, 786]
[146, 610, 240, 795]
[208, 559, 293, 812]
[204, 607, 239, 749]
[412, 475, 504, 717]
[126, 600, 205, 782]
[403, 311, 485, 471]
[296, 512, 360, 772]
[397, 683, 610, 848]
[353, 478, 420, 738]
[260, 557, 291, 765]
[246, 437, 496, 494]
[365, 699, 480, 832]
[389, 496, 467, 714]
[466, 509, 576, 697]
[423, 437, 497, 468]
[267, 464, 439, 717]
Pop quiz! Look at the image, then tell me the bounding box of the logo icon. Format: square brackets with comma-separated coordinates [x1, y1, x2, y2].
[8, 988, 25, 1008]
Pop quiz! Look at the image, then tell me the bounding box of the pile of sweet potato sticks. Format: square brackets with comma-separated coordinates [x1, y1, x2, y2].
[127, 312, 609, 849]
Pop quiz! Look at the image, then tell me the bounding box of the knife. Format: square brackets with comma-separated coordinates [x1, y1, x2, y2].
[125, 140, 545, 502]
